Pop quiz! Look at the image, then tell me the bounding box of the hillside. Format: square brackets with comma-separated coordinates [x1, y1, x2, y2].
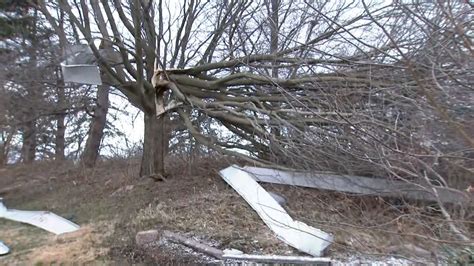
[1, 158, 469, 264]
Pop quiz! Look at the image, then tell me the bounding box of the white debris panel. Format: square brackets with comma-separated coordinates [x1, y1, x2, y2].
[61, 64, 102, 85]
[61, 44, 101, 85]
[60, 44, 121, 85]
[0, 199, 80, 235]
[0, 241, 9, 256]
[243, 166, 470, 204]
[219, 166, 333, 257]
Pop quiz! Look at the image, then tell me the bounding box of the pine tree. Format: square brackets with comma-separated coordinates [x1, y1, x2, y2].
[0, 0, 34, 40]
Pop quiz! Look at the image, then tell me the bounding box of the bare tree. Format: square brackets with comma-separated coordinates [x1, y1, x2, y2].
[81, 84, 109, 167]
[38, 0, 255, 178]
[79, 0, 112, 167]
[37, 0, 471, 257]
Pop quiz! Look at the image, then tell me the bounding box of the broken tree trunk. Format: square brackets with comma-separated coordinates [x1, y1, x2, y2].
[140, 69, 173, 179]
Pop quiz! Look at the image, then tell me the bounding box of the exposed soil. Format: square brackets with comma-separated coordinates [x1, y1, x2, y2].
[0, 157, 471, 264]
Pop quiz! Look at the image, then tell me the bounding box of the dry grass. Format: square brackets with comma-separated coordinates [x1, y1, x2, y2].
[132, 189, 290, 253]
[0, 157, 471, 264]
[26, 223, 111, 264]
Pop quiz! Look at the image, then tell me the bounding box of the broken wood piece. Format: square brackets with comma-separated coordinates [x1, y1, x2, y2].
[222, 253, 332, 264]
[155, 93, 166, 117]
[243, 166, 470, 204]
[163, 230, 224, 259]
[135, 229, 224, 259]
[136, 229, 160, 247]
[156, 100, 183, 117]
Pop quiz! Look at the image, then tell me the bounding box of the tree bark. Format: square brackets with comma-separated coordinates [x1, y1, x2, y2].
[55, 75, 66, 160]
[0, 131, 12, 166]
[21, 118, 36, 163]
[55, 113, 66, 160]
[55, 11, 67, 161]
[0, 142, 6, 166]
[21, 10, 38, 164]
[82, 85, 110, 168]
[140, 110, 166, 179]
[267, 0, 282, 161]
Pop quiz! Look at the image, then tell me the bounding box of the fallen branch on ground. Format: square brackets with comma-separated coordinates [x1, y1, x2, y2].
[135, 229, 333, 264]
[135, 229, 224, 259]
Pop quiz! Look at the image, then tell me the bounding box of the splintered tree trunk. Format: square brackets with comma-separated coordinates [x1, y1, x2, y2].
[82, 85, 110, 168]
[21, 119, 36, 163]
[140, 111, 166, 179]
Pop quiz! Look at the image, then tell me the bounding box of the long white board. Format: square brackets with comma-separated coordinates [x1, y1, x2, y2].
[243, 166, 470, 204]
[219, 166, 333, 257]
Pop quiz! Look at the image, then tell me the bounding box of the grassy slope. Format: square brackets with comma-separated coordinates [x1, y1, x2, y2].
[1, 157, 467, 264]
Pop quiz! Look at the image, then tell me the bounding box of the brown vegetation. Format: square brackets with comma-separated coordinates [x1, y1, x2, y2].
[1, 158, 471, 264]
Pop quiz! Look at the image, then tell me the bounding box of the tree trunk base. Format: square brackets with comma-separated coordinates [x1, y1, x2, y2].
[140, 112, 166, 178]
